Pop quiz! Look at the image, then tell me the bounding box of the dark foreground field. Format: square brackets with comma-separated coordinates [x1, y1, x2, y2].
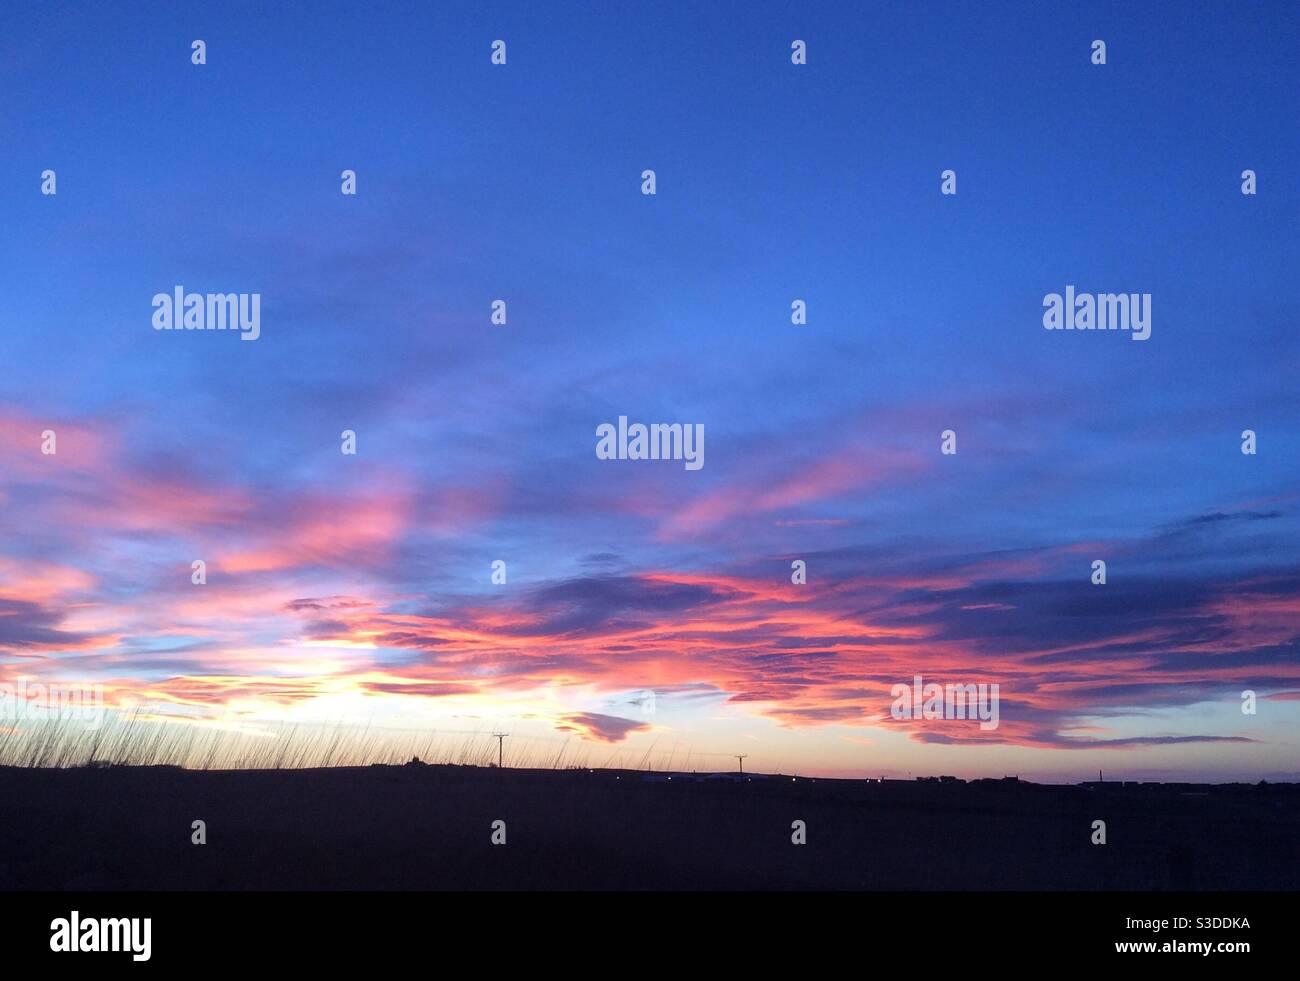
[2, 765, 1297, 890]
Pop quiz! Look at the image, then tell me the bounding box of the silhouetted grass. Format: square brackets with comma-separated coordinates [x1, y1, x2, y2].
[0, 712, 713, 772]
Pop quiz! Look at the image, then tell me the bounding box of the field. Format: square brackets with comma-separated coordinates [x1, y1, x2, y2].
[3, 763, 1297, 891]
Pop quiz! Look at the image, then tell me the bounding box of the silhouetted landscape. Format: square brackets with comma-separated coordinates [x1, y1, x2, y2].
[3, 764, 1297, 890]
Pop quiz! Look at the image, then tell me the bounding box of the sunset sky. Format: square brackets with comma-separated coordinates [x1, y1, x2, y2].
[2, 2, 1298, 781]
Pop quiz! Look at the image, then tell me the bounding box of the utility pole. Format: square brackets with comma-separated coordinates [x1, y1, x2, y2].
[492, 732, 508, 769]
[735, 754, 748, 775]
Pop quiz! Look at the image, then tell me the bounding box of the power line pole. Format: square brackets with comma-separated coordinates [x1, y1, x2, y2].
[492, 732, 508, 769]
[735, 754, 748, 775]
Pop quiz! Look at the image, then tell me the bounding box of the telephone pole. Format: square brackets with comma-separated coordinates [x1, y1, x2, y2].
[735, 754, 748, 775]
[492, 732, 508, 768]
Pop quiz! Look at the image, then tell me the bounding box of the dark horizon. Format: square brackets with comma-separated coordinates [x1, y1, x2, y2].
[4, 762, 1297, 891]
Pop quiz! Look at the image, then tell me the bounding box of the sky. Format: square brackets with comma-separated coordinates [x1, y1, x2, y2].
[1, 1, 1298, 781]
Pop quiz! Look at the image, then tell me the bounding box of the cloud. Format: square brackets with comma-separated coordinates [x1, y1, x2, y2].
[553, 712, 652, 743]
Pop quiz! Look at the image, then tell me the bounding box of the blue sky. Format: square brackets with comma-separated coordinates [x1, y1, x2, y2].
[1, 1, 1298, 780]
